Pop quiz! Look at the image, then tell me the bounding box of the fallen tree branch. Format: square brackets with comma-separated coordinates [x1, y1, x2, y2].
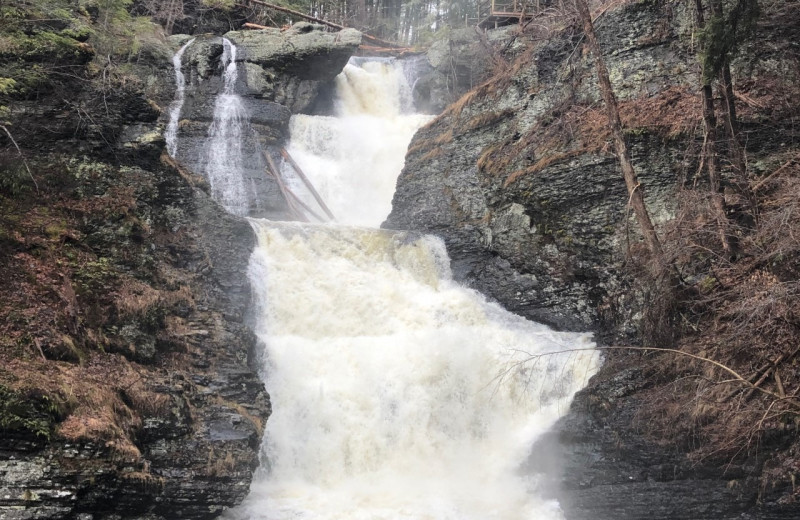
[502, 345, 800, 410]
[240, 0, 403, 48]
[751, 156, 797, 192]
[1, 124, 39, 194]
[279, 148, 335, 221]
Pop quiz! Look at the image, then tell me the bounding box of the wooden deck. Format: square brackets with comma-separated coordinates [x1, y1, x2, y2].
[477, 0, 546, 29]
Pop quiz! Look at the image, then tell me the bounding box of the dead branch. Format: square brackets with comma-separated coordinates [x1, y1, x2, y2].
[505, 345, 800, 410]
[279, 148, 336, 221]
[1, 124, 39, 194]
[752, 156, 798, 192]
[240, 0, 403, 48]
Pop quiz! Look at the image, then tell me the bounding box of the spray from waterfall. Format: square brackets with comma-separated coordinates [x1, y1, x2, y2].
[223, 57, 599, 520]
[165, 38, 195, 158]
[204, 38, 249, 216]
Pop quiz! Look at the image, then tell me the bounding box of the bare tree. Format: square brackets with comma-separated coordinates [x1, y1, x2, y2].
[694, 0, 733, 257]
[141, 0, 186, 34]
[574, 0, 664, 264]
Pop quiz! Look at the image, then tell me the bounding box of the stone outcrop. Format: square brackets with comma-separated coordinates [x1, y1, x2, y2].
[226, 23, 362, 112]
[0, 7, 315, 519]
[385, 3, 689, 338]
[411, 25, 518, 114]
[0, 138, 271, 519]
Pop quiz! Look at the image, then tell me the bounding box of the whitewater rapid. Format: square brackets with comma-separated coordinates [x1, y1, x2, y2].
[220, 57, 599, 520]
[282, 59, 432, 226]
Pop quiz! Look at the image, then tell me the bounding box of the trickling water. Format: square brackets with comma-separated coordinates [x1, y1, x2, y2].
[205, 38, 249, 216]
[282, 58, 432, 226]
[224, 58, 600, 520]
[165, 38, 195, 158]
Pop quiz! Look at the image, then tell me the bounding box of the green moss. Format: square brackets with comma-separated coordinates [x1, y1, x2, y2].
[623, 127, 650, 138]
[44, 220, 68, 239]
[0, 162, 32, 196]
[0, 385, 65, 441]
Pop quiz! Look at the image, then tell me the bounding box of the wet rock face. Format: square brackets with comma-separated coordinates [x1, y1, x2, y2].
[387, 2, 800, 519]
[411, 26, 510, 114]
[0, 14, 273, 520]
[227, 22, 362, 110]
[170, 24, 361, 219]
[529, 362, 800, 520]
[385, 2, 690, 340]
[0, 135, 271, 519]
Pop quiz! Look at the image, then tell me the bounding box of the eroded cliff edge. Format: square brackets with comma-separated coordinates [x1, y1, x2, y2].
[386, 1, 800, 518]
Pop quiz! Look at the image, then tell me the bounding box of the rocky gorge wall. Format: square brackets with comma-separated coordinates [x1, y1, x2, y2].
[0, 7, 361, 518]
[386, 1, 692, 338]
[386, 0, 800, 518]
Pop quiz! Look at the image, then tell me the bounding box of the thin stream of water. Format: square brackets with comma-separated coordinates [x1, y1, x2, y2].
[204, 38, 249, 216]
[165, 38, 195, 158]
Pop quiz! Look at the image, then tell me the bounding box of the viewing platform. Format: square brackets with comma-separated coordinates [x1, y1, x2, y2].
[476, 0, 547, 29]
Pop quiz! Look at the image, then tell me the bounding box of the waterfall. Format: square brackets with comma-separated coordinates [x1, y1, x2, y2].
[282, 58, 432, 226]
[232, 222, 598, 520]
[224, 58, 600, 520]
[165, 38, 195, 158]
[204, 38, 249, 216]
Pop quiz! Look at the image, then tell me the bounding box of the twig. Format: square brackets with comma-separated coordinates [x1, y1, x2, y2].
[508, 345, 800, 409]
[1, 124, 39, 194]
[751, 156, 797, 192]
[33, 337, 47, 361]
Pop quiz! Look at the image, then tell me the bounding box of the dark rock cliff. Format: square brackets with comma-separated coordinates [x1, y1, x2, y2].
[386, 1, 689, 337]
[386, 1, 800, 518]
[0, 6, 357, 520]
[0, 19, 271, 516]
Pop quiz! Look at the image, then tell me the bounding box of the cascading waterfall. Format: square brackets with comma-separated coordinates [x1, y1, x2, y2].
[282, 58, 432, 225]
[205, 38, 249, 216]
[224, 58, 600, 520]
[165, 38, 195, 158]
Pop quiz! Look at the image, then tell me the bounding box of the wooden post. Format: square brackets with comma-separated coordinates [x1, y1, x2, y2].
[263, 151, 308, 222]
[280, 148, 336, 221]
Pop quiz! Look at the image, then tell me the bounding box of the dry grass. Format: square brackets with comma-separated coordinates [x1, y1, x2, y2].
[628, 164, 800, 492]
[114, 279, 194, 319]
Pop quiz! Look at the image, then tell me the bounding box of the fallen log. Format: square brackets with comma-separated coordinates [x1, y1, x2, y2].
[264, 151, 326, 222]
[280, 148, 336, 221]
[241, 0, 404, 48]
[243, 22, 270, 30]
[263, 151, 308, 222]
[358, 44, 420, 57]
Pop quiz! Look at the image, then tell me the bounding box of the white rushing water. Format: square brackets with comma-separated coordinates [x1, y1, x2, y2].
[282, 58, 432, 226]
[235, 222, 598, 520]
[165, 38, 195, 158]
[224, 58, 600, 520]
[205, 38, 249, 216]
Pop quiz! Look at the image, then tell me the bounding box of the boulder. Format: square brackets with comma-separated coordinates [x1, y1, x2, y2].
[225, 23, 362, 112]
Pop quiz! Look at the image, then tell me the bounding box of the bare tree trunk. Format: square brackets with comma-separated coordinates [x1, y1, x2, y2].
[574, 0, 664, 262]
[709, 0, 751, 196]
[695, 0, 733, 257]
